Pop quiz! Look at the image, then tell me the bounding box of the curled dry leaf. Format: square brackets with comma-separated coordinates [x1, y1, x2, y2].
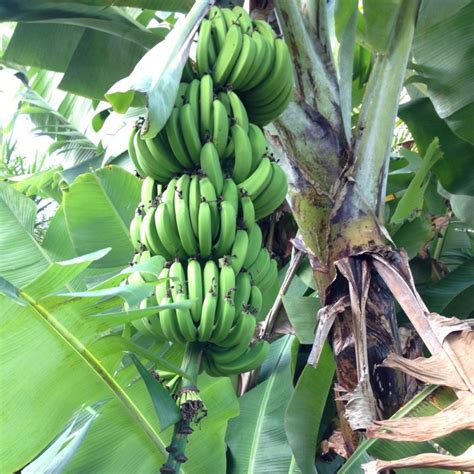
[366, 393, 474, 441]
[362, 446, 474, 473]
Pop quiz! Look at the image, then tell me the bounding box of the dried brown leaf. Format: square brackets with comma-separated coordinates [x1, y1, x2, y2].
[380, 352, 468, 390]
[367, 393, 474, 441]
[362, 446, 474, 473]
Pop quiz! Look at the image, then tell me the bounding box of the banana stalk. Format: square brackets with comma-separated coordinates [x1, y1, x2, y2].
[161, 343, 205, 474]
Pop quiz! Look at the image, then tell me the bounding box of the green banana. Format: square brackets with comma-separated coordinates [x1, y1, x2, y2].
[159, 294, 186, 344]
[228, 90, 249, 133]
[175, 174, 199, 256]
[169, 259, 187, 299]
[161, 177, 178, 232]
[179, 103, 201, 165]
[200, 141, 224, 195]
[253, 162, 288, 219]
[228, 33, 256, 89]
[203, 259, 219, 294]
[214, 200, 237, 258]
[222, 178, 239, 214]
[140, 176, 157, 205]
[230, 229, 249, 274]
[232, 6, 253, 34]
[197, 283, 218, 342]
[209, 6, 228, 50]
[211, 340, 269, 375]
[198, 201, 213, 258]
[240, 193, 256, 229]
[174, 288, 197, 341]
[187, 258, 203, 323]
[247, 247, 271, 285]
[199, 176, 220, 240]
[128, 126, 146, 177]
[210, 261, 236, 342]
[243, 38, 293, 105]
[209, 309, 256, 357]
[199, 74, 214, 141]
[165, 107, 194, 169]
[234, 271, 252, 315]
[182, 58, 195, 82]
[239, 32, 273, 91]
[155, 202, 185, 259]
[212, 99, 230, 158]
[145, 133, 182, 175]
[249, 283, 263, 320]
[185, 78, 200, 131]
[217, 91, 231, 116]
[243, 223, 263, 268]
[196, 19, 212, 75]
[189, 174, 201, 237]
[238, 156, 273, 200]
[231, 124, 252, 183]
[130, 207, 144, 251]
[221, 8, 237, 29]
[213, 24, 243, 86]
[134, 131, 171, 183]
[248, 124, 268, 173]
[140, 205, 172, 259]
[253, 19, 276, 44]
[257, 257, 278, 294]
[174, 82, 188, 108]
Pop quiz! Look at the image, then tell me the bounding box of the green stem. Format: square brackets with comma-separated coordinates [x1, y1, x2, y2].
[162, 343, 203, 474]
[352, 0, 420, 219]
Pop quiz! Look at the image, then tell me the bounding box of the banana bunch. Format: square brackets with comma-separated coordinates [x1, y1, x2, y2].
[125, 7, 293, 378]
[128, 255, 270, 375]
[195, 6, 294, 126]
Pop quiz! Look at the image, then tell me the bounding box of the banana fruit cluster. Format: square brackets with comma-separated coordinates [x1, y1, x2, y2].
[126, 7, 293, 377]
[196, 6, 293, 125]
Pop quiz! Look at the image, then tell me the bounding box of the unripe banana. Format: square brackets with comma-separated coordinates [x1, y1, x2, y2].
[155, 202, 186, 259]
[221, 8, 237, 29]
[213, 24, 243, 87]
[228, 90, 249, 133]
[230, 229, 249, 274]
[211, 340, 269, 375]
[231, 123, 253, 183]
[179, 103, 201, 165]
[234, 271, 252, 315]
[238, 156, 273, 200]
[174, 289, 197, 342]
[198, 201, 213, 258]
[211, 287, 236, 343]
[198, 282, 218, 342]
[130, 206, 144, 251]
[140, 205, 172, 259]
[199, 176, 220, 240]
[199, 74, 214, 141]
[240, 193, 256, 229]
[232, 6, 253, 34]
[222, 178, 239, 214]
[253, 162, 288, 219]
[185, 78, 200, 132]
[248, 124, 268, 173]
[145, 133, 182, 175]
[203, 259, 219, 294]
[257, 257, 278, 294]
[243, 223, 263, 269]
[240, 32, 273, 91]
[209, 6, 228, 50]
[189, 174, 201, 238]
[187, 258, 203, 323]
[212, 99, 230, 158]
[128, 126, 145, 177]
[214, 200, 237, 258]
[175, 174, 199, 256]
[174, 82, 188, 108]
[200, 141, 224, 195]
[165, 107, 194, 169]
[249, 283, 263, 320]
[247, 247, 271, 285]
[228, 33, 257, 89]
[159, 294, 186, 344]
[140, 176, 157, 206]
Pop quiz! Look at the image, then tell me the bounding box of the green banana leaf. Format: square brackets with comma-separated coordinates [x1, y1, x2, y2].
[412, 0, 474, 144]
[0, 255, 239, 473]
[226, 336, 296, 473]
[63, 165, 140, 268]
[285, 343, 335, 474]
[0, 182, 58, 286]
[282, 294, 320, 344]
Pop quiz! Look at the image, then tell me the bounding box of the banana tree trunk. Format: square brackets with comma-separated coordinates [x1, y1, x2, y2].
[261, 0, 420, 451]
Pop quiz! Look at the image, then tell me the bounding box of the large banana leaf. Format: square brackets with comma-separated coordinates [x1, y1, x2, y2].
[63, 165, 140, 268]
[285, 343, 335, 474]
[412, 0, 474, 144]
[0, 182, 55, 286]
[1, 256, 238, 473]
[226, 336, 295, 473]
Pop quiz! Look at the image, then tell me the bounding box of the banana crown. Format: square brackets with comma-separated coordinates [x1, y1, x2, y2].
[126, 7, 292, 377]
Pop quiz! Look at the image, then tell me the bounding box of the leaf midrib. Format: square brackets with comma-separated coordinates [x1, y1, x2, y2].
[247, 337, 292, 473]
[19, 289, 167, 459]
